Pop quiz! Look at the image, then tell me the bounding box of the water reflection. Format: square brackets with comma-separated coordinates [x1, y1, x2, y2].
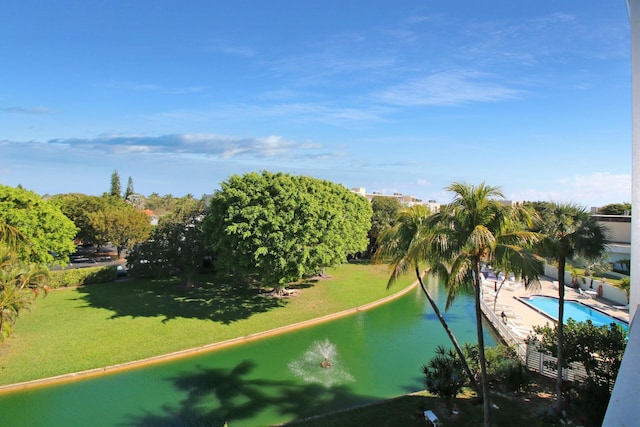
[0, 276, 497, 427]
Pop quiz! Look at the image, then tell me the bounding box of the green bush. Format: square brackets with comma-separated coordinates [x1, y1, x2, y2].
[48, 266, 117, 288]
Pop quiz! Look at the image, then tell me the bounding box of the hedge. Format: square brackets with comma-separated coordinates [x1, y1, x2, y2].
[48, 266, 117, 288]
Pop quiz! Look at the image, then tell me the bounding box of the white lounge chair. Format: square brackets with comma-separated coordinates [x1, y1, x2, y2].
[424, 410, 441, 426]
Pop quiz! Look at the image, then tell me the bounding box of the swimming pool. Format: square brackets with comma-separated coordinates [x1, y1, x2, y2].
[519, 295, 628, 331]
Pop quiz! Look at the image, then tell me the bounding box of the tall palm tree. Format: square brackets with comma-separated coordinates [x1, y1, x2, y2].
[536, 203, 607, 415]
[375, 205, 480, 395]
[426, 183, 542, 427]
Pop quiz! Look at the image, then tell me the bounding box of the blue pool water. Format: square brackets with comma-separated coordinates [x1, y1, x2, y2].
[521, 295, 628, 331]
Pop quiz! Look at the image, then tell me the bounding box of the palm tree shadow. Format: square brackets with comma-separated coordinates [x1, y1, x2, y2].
[122, 360, 381, 426]
[73, 276, 292, 324]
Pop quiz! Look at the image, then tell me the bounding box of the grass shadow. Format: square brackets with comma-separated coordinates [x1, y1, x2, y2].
[74, 275, 290, 324]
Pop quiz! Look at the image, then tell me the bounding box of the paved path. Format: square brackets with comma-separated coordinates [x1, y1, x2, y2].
[481, 275, 630, 346]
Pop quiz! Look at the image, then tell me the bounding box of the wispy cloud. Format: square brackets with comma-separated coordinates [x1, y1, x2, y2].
[95, 80, 205, 94]
[205, 39, 256, 57]
[14, 134, 333, 161]
[511, 173, 631, 207]
[558, 173, 631, 205]
[1, 106, 59, 115]
[375, 70, 522, 106]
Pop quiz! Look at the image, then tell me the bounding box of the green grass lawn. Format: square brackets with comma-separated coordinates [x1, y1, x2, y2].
[0, 262, 411, 386]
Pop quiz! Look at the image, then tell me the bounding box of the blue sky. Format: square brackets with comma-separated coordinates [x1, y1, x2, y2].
[0, 0, 632, 207]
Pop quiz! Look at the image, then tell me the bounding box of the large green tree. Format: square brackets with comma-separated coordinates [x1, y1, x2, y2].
[0, 185, 77, 265]
[536, 203, 607, 415]
[89, 204, 152, 258]
[50, 193, 110, 244]
[367, 196, 402, 256]
[128, 199, 207, 284]
[204, 172, 371, 293]
[424, 182, 541, 427]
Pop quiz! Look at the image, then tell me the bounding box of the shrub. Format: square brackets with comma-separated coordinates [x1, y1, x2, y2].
[48, 266, 117, 288]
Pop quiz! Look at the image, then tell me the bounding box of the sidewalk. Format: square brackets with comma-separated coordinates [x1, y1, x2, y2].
[481, 275, 630, 346]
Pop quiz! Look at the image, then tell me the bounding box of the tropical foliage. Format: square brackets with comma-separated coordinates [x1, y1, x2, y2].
[0, 223, 50, 341]
[432, 183, 543, 425]
[0, 247, 49, 341]
[531, 319, 626, 426]
[380, 182, 542, 427]
[464, 343, 530, 393]
[375, 204, 479, 394]
[204, 172, 372, 293]
[531, 319, 626, 390]
[535, 202, 607, 414]
[422, 345, 466, 412]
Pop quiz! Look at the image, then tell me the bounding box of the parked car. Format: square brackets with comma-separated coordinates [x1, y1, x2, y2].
[116, 265, 128, 278]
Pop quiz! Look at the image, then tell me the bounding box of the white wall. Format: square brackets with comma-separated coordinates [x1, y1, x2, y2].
[544, 264, 628, 306]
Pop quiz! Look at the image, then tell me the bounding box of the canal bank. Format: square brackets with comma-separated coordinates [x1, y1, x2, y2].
[0, 275, 496, 427]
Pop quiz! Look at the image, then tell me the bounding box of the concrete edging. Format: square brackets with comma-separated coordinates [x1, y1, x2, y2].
[0, 278, 420, 394]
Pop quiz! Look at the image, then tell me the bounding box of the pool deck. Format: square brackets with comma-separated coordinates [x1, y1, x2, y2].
[481, 276, 630, 345]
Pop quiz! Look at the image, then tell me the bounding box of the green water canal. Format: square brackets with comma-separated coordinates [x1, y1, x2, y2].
[0, 275, 496, 426]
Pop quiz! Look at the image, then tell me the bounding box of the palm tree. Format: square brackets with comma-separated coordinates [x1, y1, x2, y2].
[375, 205, 480, 395]
[425, 182, 542, 427]
[0, 221, 49, 341]
[0, 246, 49, 341]
[536, 202, 607, 415]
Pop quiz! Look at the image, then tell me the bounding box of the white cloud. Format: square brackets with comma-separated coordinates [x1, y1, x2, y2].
[375, 70, 523, 106]
[1, 106, 59, 115]
[10, 134, 332, 161]
[95, 80, 205, 95]
[509, 173, 631, 207]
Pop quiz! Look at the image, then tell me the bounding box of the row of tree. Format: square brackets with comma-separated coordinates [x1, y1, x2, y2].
[0, 174, 628, 427]
[128, 171, 372, 294]
[375, 183, 612, 427]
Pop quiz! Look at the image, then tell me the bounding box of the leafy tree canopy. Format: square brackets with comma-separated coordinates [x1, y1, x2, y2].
[128, 198, 207, 283]
[598, 203, 631, 215]
[0, 185, 77, 265]
[143, 193, 199, 216]
[50, 193, 111, 244]
[367, 196, 402, 255]
[88, 203, 152, 258]
[531, 319, 626, 388]
[204, 171, 372, 292]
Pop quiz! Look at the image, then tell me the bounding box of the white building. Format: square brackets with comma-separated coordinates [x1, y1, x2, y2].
[351, 187, 440, 212]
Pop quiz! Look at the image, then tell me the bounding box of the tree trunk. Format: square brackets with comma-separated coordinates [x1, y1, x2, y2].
[473, 263, 492, 427]
[415, 267, 481, 396]
[555, 256, 566, 416]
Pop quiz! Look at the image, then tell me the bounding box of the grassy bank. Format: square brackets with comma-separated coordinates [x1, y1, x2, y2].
[0, 262, 411, 386]
[283, 375, 559, 427]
